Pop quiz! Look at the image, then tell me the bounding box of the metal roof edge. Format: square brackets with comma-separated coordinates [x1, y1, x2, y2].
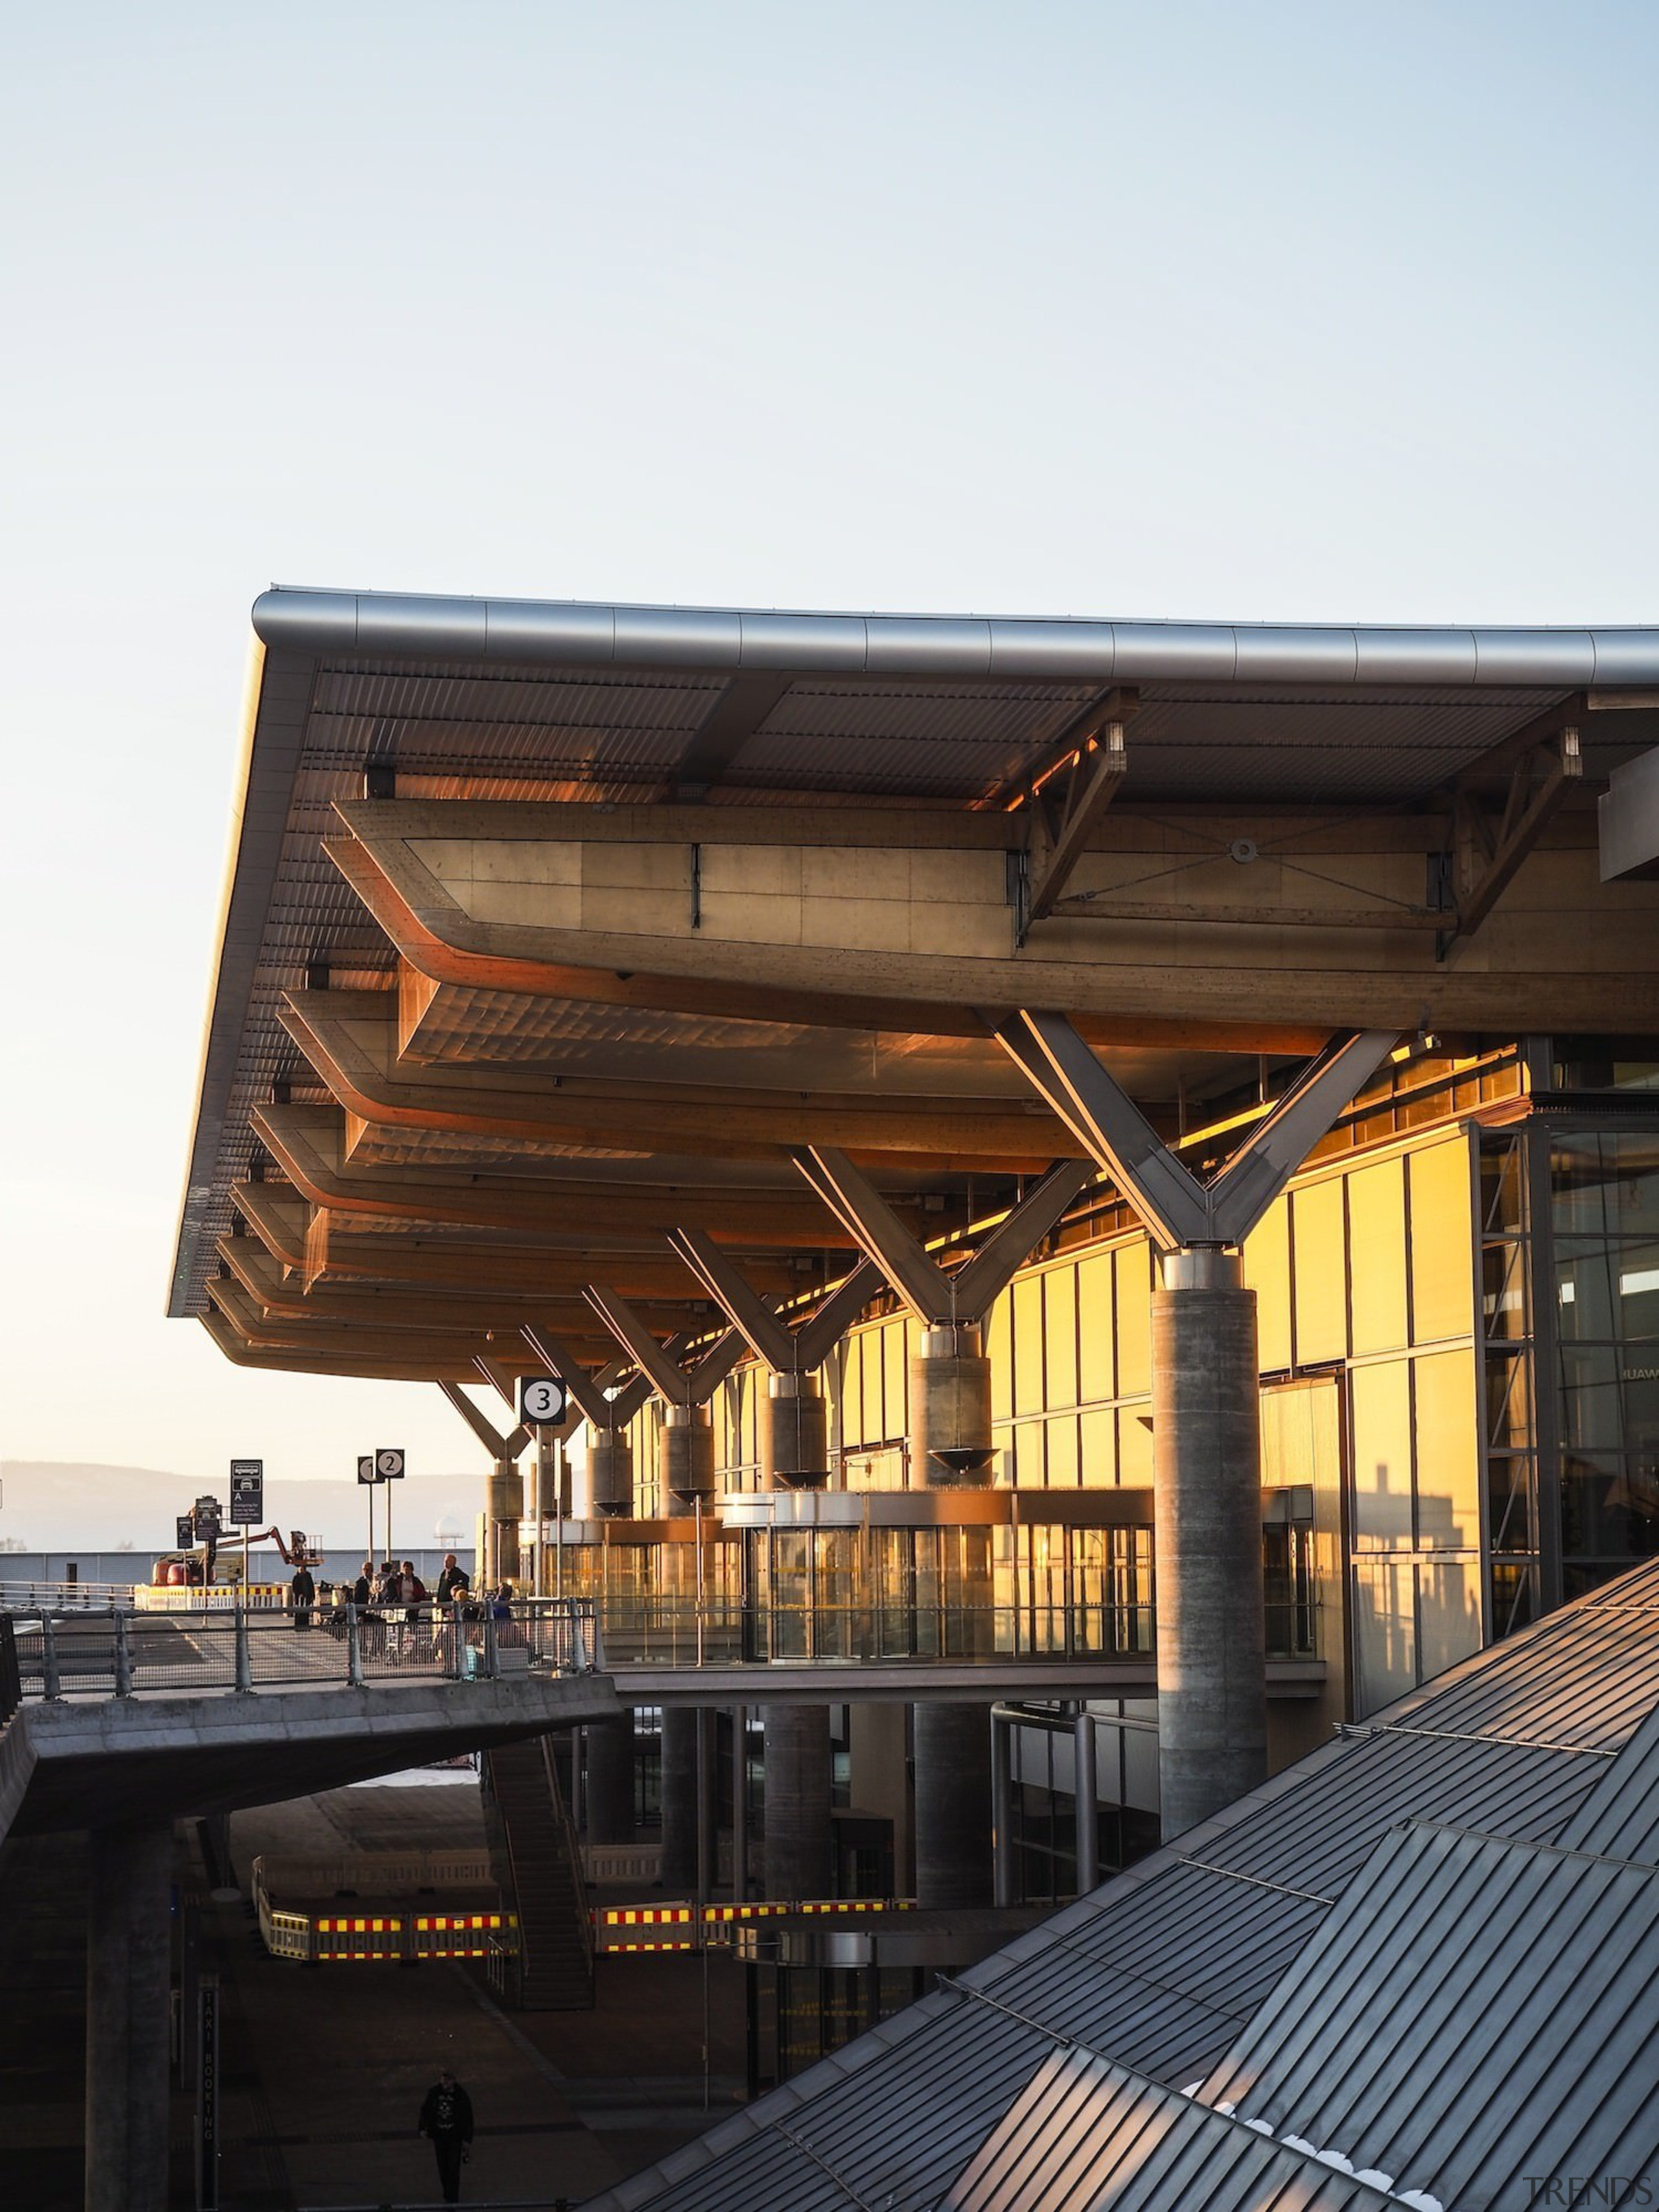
[250, 585, 1659, 688]
[167, 635, 316, 1318]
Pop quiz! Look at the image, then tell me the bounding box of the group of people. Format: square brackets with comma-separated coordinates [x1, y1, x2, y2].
[286, 1554, 521, 1658]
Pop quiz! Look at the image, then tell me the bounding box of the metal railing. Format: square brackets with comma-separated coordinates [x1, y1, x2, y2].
[1, 1589, 1319, 1703]
[585, 1592, 1317, 1666]
[0, 1578, 143, 1611]
[3, 1598, 599, 1701]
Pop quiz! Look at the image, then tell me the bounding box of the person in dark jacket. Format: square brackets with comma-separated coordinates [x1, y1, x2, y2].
[288, 1563, 315, 1629]
[417, 2069, 474, 2202]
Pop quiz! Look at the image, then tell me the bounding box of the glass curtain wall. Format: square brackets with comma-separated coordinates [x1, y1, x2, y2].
[1552, 1130, 1659, 1592]
[1480, 1128, 1543, 1634]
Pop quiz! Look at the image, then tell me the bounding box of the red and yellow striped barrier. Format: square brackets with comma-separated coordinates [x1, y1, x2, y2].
[592, 1898, 916, 1953]
[261, 1887, 915, 1964]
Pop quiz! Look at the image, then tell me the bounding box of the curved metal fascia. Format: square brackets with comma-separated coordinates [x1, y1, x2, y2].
[167, 638, 312, 1317]
[251, 586, 1659, 689]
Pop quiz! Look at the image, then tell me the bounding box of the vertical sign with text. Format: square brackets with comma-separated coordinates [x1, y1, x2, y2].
[228, 1460, 263, 1527]
[196, 1977, 219, 2209]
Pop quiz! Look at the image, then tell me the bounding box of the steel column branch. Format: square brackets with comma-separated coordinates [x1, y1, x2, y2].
[437, 1381, 529, 1463]
[791, 1149, 1089, 1327]
[669, 1232, 881, 1373]
[993, 1012, 1398, 1249]
[520, 1325, 656, 1432]
[582, 1288, 749, 1408]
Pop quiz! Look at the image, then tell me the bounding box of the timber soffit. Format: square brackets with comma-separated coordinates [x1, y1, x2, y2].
[170, 590, 1659, 1318]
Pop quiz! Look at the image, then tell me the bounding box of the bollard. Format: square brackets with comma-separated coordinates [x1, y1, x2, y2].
[233, 1603, 253, 1692]
[40, 1607, 61, 1699]
[113, 1607, 133, 1696]
[346, 1604, 364, 1688]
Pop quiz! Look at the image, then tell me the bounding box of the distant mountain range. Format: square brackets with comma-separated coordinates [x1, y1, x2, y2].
[0, 1462, 482, 1555]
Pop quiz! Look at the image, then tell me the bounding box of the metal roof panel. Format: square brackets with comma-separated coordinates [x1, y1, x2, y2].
[1197, 1821, 1659, 2212]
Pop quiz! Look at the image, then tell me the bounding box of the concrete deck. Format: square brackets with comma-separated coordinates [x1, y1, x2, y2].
[0, 1671, 621, 1843]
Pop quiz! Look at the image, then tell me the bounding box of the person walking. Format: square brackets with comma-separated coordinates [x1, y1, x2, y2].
[288, 1560, 315, 1630]
[417, 2067, 474, 2203]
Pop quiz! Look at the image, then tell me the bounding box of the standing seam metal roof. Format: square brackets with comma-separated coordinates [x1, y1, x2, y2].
[946, 2046, 1400, 2212]
[1196, 1819, 1659, 2209]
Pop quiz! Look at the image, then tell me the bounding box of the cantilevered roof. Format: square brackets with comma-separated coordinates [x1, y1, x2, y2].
[588, 1558, 1659, 2212]
[171, 588, 1659, 1375]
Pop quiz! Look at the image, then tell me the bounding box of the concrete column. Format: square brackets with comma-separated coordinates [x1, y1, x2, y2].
[763, 1372, 829, 1488]
[848, 1701, 910, 1890]
[732, 1705, 750, 1903]
[489, 1458, 521, 1587]
[696, 1707, 719, 1904]
[913, 1702, 993, 1909]
[85, 1821, 172, 2212]
[529, 1435, 559, 1518]
[1152, 1246, 1268, 1840]
[910, 1323, 994, 1485]
[763, 1704, 832, 1901]
[585, 1710, 636, 1845]
[658, 1706, 699, 1894]
[664, 1404, 715, 1506]
[587, 1425, 634, 1516]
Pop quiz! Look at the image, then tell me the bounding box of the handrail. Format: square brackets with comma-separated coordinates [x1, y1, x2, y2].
[1, 1597, 602, 1701]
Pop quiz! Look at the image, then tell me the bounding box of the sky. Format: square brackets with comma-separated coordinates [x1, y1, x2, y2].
[1, 1, 1655, 1509]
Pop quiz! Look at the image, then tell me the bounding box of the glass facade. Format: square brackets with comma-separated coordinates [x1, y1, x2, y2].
[1479, 1129, 1541, 1635]
[582, 1049, 1659, 1727]
[1552, 1131, 1659, 1594]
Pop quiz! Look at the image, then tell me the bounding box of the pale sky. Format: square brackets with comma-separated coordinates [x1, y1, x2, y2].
[2, 2, 1655, 1502]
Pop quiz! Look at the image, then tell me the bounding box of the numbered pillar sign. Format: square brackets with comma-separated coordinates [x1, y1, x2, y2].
[375, 1448, 406, 1480]
[356, 1455, 377, 1485]
[519, 1374, 568, 1427]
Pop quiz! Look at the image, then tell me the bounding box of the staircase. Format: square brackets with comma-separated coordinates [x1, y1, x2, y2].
[481, 1736, 594, 2010]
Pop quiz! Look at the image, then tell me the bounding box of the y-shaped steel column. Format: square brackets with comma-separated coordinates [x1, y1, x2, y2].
[789, 1150, 1092, 1907]
[995, 1012, 1398, 1838]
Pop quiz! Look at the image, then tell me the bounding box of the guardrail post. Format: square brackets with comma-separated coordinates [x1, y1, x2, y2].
[483, 1604, 499, 1679]
[449, 1599, 463, 1681]
[346, 1605, 364, 1688]
[113, 1607, 133, 1696]
[40, 1607, 61, 1699]
[233, 1603, 253, 1692]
